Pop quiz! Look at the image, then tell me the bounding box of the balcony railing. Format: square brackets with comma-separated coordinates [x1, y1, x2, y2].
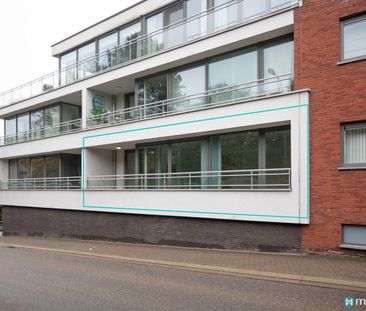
[0, 118, 82, 146]
[0, 176, 81, 190]
[86, 168, 291, 191]
[0, 0, 299, 108]
[86, 74, 292, 129]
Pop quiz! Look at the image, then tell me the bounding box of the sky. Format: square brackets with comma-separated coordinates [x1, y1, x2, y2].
[0, 0, 140, 93]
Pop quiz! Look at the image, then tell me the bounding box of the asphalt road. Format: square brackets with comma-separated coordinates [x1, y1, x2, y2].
[0, 246, 361, 311]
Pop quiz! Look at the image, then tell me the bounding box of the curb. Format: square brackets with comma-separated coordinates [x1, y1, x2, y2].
[1, 242, 365, 293]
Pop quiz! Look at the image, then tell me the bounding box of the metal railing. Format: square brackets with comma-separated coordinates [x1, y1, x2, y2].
[0, 118, 82, 146]
[86, 74, 292, 129]
[0, 176, 81, 190]
[86, 168, 291, 191]
[0, 0, 299, 108]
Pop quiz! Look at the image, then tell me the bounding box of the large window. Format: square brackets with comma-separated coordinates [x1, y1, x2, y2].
[170, 65, 206, 111]
[9, 154, 81, 179]
[138, 145, 168, 187]
[9, 159, 18, 179]
[212, 0, 240, 31]
[5, 117, 16, 144]
[342, 123, 366, 167]
[60, 51, 77, 85]
[44, 105, 61, 136]
[208, 47, 258, 102]
[18, 158, 31, 179]
[17, 113, 30, 142]
[119, 22, 142, 61]
[263, 38, 293, 91]
[98, 32, 118, 70]
[135, 36, 293, 117]
[128, 125, 291, 188]
[342, 15, 366, 61]
[137, 74, 167, 115]
[78, 42, 96, 78]
[165, 2, 184, 48]
[4, 103, 81, 143]
[31, 109, 44, 140]
[46, 156, 60, 178]
[31, 157, 45, 179]
[146, 13, 164, 54]
[186, 0, 207, 39]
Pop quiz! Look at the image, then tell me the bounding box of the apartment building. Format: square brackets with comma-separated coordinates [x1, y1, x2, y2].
[0, 0, 364, 253]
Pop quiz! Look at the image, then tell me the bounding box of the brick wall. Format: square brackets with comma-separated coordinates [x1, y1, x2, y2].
[294, 0, 366, 251]
[2, 206, 302, 252]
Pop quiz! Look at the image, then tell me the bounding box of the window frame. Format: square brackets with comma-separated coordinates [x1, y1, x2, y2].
[340, 14, 366, 62]
[133, 124, 291, 175]
[341, 224, 366, 250]
[340, 122, 366, 168]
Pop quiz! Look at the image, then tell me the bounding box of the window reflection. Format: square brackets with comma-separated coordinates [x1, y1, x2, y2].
[209, 48, 258, 102]
[170, 65, 206, 112]
[78, 42, 96, 78]
[60, 51, 77, 85]
[137, 74, 167, 116]
[98, 32, 118, 70]
[146, 13, 164, 54]
[264, 39, 293, 92]
[119, 22, 141, 62]
[128, 126, 290, 189]
[17, 113, 30, 142]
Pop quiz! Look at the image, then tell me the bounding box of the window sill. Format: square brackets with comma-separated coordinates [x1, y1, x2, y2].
[337, 55, 366, 66]
[338, 166, 366, 171]
[340, 244, 366, 251]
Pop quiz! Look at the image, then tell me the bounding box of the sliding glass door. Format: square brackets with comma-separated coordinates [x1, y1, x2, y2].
[128, 126, 291, 189]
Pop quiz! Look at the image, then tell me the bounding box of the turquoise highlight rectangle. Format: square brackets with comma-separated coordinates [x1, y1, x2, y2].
[81, 103, 310, 221]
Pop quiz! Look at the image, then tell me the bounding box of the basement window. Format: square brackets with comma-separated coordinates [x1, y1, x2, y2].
[341, 225, 366, 250]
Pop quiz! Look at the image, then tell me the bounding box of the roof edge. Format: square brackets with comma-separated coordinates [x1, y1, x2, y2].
[51, 0, 146, 48]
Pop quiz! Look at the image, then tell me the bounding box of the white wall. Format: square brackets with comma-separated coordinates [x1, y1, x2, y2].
[0, 90, 310, 225]
[84, 149, 114, 177]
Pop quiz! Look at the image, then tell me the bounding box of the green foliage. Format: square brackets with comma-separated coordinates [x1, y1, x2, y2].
[90, 106, 106, 123]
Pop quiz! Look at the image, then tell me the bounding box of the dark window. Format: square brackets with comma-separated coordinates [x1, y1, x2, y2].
[46, 156, 60, 178]
[31, 157, 45, 178]
[18, 158, 31, 179]
[137, 74, 167, 115]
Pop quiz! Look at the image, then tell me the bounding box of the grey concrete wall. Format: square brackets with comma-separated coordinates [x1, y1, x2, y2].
[2, 206, 302, 252]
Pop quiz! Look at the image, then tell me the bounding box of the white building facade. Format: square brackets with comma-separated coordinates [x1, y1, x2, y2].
[0, 0, 309, 251]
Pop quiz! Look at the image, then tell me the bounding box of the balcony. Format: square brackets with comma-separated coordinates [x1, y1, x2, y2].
[86, 169, 291, 191]
[0, 0, 299, 108]
[0, 176, 81, 190]
[0, 118, 82, 146]
[86, 74, 292, 129]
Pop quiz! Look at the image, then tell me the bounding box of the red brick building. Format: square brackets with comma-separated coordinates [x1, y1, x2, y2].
[295, 0, 366, 251]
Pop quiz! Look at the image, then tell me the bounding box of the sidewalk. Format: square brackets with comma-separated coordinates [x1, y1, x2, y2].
[1, 235, 366, 292]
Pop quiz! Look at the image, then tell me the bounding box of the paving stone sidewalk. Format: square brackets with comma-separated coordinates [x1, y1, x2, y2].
[0, 235, 365, 284]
